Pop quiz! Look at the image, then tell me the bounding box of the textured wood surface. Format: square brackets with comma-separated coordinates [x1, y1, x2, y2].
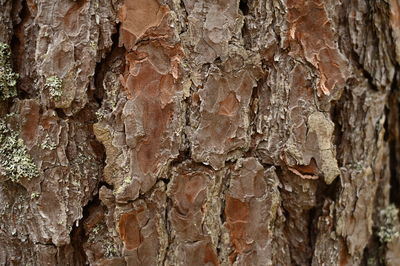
[0, 0, 399, 265]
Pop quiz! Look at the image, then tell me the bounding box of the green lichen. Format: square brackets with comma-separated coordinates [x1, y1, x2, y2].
[91, 224, 104, 235]
[104, 242, 118, 258]
[377, 204, 400, 243]
[0, 42, 19, 100]
[95, 108, 107, 121]
[0, 120, 39, 182]
[40, 134, 57, 150]
[30, 192, 40, 199]
[45, 75, 63, 99]
[367, 257, 376, 266]
[88, 223, 105, 243]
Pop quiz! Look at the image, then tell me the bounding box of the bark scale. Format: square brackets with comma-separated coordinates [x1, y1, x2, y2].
[0, 0, 399, 265]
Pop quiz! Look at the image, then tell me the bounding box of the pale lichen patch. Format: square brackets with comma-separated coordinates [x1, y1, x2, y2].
[0, 42, 18, 100]
[377, 204, 400, 243]
[0, 120, 39, 182]
[45, 75, 63, 100]
[40, 134, 57, 150]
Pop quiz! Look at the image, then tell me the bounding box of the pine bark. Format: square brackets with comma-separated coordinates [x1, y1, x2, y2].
[0, 0, 400, 265]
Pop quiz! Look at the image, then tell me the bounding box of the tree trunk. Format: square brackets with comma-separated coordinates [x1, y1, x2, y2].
[0, 0, 399, 265]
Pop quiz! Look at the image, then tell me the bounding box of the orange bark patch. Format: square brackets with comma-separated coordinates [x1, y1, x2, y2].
[119, 0, 168, 49]
[124, 50, 179, 103]
[117, 0, 182, 192]
[288, 157, 319, 179]
[122, 44, 180, 175]
[390, 0, 400, 28]
[287, 0, 347, 96]
[293, 157, 318, 175]
[193, 68, 259, 169]
[225, 197, 249, 222]
[20, 100, 40, 147]
[174, 174, 207, 215]
[204, 243, 219, 265]
[225, 196, 250, 262]
[339, 238, 349, 266]
[218, 92, 239, 116]
[118, 211, 143, 250]
[182, 175, 206, 204]
[390, 0, 400, 62]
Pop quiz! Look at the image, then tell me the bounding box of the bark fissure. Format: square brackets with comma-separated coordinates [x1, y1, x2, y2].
[1, 0, 400, 264]
[388, 72, 400, 205]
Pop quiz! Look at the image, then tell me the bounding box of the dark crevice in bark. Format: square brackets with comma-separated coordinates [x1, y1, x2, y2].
[159, 177, 170, 185]
[98, 181, 114, 190]
[68, 219, 89, 265]
[270, 4, 282, 49]
[316, 177, 341, 205]
[181, 93, 193, 160]
[179, 0, 188, 15]
[162, 189, 172, 265]
[60, 20, 123, 265]
[249, 76, 261, 133]
[68, 195, 103, 265]
[214, 56, 222, 65]
[216, 166, 229, 263]
[387, 73, 400, 206]
[175, 0, 189, 36]
[214, 164, 235, 263]
[238, 0, 251, 49]
[92, 23, 122, 106]
[384, 105, 390, 142]
[170, 85, 192, 169]
[238, 0, 249, 16]
[65, 104, 109, 259]
[277, 163, 327, 265]
[10, 0, 27, 65]
[350, 50, 377, 91]
[55, 108, 67, 119]
[308, 205, 318, 263]
[10, 0, 37, 98]
[362, 163, 391, 266]
[331, 80, 355, 166]
[273, 166, 294, 263]
[339, 1, 379, 92]
[331, 98, 344, 166]
[336, 0, 349, 58]
[361, 246, 385, 266]
[169, 137, 191, 168]
[247, 72, 265, 161]
[87, 21, 121, 182]
[10, 0, 23, 24]
[362, 193, 388, 265]
[309, 178, 341, 255]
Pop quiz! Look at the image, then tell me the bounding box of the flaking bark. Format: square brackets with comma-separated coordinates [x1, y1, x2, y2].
[0, 0, 399, 265]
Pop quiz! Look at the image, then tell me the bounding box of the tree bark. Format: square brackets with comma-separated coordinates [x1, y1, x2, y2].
[0, 0, 399, 265]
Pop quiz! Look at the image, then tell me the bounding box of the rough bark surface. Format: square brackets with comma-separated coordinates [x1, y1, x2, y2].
[0, 0, 400, 265]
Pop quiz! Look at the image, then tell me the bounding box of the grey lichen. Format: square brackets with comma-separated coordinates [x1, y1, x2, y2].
[367, 258, 374, 266]
[40, 134, 57, 150]
[0, 120, 39, 182]
[103, 242, 118, 258]
[30, 192, 40, 199]
[88, 223, 105, 243]
[45, 75, 63, 99]
[95, 108, 108, 121]
[0, 42, 19, 100]
[377, 204, 400, 243]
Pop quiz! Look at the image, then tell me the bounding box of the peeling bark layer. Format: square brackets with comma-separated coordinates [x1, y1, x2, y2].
[0, 0, 400, 265]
